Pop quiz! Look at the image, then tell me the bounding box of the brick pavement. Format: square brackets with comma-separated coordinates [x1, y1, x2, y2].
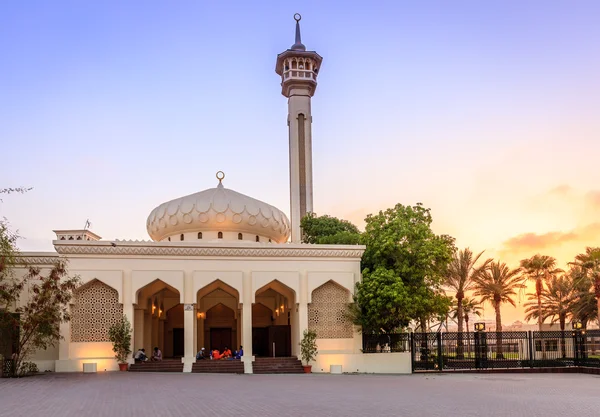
[0, 372, 598, 417]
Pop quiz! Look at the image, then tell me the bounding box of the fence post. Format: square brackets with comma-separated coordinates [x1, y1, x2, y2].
[409, 333, 415, 373]
[527, 331, 534, 368]
[436, 332, 443, 371]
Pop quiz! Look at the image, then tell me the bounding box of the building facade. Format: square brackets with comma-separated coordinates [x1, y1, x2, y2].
[8, 15, 412, 374]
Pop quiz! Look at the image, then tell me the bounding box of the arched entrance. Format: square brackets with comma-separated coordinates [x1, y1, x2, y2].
[135, 280, 182, 358]
[196, 281, 240, 355]
[253, 281, 295, 357]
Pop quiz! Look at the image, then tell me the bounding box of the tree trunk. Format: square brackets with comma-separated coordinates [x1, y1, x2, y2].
[456, 294, 464, 359]
[494, 303, 503, 359]
[536, 282, 546, 360]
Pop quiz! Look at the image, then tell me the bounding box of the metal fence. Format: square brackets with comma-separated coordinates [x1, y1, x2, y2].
[363, 330, 600, 372]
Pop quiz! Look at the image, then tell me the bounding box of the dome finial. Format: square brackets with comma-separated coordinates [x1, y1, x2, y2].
[291, 13, 306, 51]
[216, 171, 225, 186]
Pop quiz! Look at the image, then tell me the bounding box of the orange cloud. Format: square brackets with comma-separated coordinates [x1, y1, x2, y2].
[548, 184, 573, 196]
[585, 191, 600, 209]
[498, 223, 600, 257]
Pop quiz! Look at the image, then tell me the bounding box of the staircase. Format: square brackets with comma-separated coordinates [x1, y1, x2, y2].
[129, 359, 183, 373]
[253, 357, 304, 374]
[192, 359, 244, 374]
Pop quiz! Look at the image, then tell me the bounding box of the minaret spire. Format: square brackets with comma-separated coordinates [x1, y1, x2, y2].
[275, 14, 323, 243]
[291, 13, 306, 51]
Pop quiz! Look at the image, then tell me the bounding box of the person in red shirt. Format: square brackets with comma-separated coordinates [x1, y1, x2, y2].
[212, 349, 222, 360]
[222, 346, 232, 359]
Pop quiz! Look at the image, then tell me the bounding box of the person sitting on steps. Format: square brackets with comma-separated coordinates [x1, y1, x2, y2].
[196, 347, 207, 360]
[134, 348, 148, 362]
[151, 347, 162, 361]
[222, 346, 232, 359]
[235, 346, 244, 359]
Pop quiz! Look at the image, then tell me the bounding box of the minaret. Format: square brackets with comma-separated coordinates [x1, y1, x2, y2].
[276, 14, 323, 243]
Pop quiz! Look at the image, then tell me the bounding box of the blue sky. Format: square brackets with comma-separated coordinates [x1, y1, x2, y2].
[2, 0, 599, 305]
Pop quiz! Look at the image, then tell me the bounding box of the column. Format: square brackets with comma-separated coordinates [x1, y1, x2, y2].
[182, 270, 195, 372]
[241, 271, 253, 373]
[144, 312, 152, 352]
[152, 316, 159, 348]
[122, 270, 135, 365]
[297, 271, 309, 358]
[55, 306, 72, 372]
[182, 304, 195, 372]
[158, 319, 165, 352]
[134, 308, 145, 353]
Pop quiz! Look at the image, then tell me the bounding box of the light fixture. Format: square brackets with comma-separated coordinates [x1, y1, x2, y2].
[572, 321, 583, 330]
[152, 304, 156, 314]
[280, 304, 284, 311]
[474, 322, 486, 332]
[197, 312, 205, 319]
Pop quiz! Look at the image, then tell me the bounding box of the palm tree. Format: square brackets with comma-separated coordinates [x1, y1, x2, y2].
[472, 261, 523, 358]
[523, 274, 576, 358]
[449, 297, 483, 357]
[570, 247, 600, 326]
[567, 265, 597, 328]
[445, 248, 488, 358]
[519, 255, 563, 333]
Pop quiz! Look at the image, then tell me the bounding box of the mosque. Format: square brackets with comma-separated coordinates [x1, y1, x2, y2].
[13, 15, 411, 374]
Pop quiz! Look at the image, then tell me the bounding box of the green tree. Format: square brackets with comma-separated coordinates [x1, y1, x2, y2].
[108, 316, 132, 364]
[354, 203, 455, 333]
[445, 248, 487, 357]
[1, 219, 80, 376]
[300, 212, 361, 244]
[570, 247, 600, 326]
[472, 261, 523, 358]
[524, 274, 576, 358]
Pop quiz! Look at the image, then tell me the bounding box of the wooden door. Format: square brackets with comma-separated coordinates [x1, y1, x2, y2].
[173, 328, 184, 357]
[252, 327, 269, 357]
[268, 325, 291, 357]
[210, 328, 232, 352]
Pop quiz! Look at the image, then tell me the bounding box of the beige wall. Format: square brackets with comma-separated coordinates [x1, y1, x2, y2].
[13, 242, 383, 373]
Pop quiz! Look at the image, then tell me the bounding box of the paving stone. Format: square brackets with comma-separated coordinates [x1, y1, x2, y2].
[0, 372, 598, 417]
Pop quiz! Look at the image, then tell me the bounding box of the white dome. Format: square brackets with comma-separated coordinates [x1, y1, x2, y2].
[146, 179, 290, 243]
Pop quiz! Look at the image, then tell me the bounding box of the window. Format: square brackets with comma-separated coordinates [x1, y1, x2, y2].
[198, 232, 202, 239]
[168, 237, 171, 242]
[268, 239, 272, 243]
[255, 236, 260, 242]
[180, 234, 184, 241]
[238, 233, 243, 240]
[218, 232, 223, 239]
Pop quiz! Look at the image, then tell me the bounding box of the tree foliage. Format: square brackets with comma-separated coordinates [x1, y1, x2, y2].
[354, 203, 455, 333]
[0, 221, 80, 376]
[445, 248, 488, 335]
[300, 212, 361, 244]
[299, 329, 318, 366]
[108, 316, 132, 364]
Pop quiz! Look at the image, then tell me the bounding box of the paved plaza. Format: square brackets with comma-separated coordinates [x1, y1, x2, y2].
[0, 372, 599, 417]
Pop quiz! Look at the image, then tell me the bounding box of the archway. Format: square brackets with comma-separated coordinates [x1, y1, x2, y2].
[253, 281, 296, 357]
[135, 279, 181, 358]
[196, 281, 240, 355]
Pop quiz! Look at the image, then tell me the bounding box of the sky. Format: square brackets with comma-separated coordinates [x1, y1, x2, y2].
[1, 1, 599, 324]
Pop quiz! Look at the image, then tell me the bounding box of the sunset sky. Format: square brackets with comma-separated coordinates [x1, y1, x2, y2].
[1, 1, 599, 324]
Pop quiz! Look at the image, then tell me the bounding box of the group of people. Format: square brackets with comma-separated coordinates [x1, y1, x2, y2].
[134, 347, 162, 362]
[196, 346, 243, 360]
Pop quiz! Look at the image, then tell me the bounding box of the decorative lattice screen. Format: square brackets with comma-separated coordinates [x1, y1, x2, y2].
[70, 280, 123, 342]
[308, 281, 353, 339]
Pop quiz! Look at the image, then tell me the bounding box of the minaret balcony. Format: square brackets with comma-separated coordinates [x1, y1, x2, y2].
[282, 68, 318, 82]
